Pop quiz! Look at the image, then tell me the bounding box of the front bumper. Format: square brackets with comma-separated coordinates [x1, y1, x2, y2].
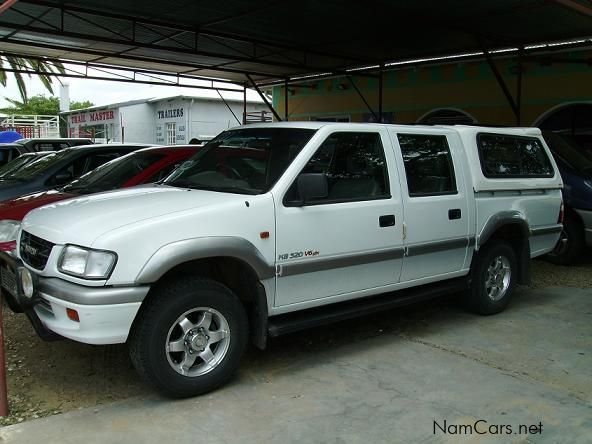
[574, 208, 592, 246]
[0, 251, 150, 344]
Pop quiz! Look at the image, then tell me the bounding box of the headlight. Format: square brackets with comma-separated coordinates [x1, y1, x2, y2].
[58, 245, 117, 279]
[0, 220, 21, 242]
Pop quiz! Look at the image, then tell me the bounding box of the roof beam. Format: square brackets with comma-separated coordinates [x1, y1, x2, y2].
[552, 0, 592, 17]
[0, 0, 18, 15]
[14, 0, 377, 66]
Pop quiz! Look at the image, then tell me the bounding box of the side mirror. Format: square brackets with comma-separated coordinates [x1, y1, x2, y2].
[295, 173, 328, 205]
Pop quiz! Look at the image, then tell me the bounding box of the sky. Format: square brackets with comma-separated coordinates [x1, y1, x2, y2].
[0, 64, 265, 109]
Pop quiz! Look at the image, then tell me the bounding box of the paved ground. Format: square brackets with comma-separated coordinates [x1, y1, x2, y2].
[1, 285, 591, 443]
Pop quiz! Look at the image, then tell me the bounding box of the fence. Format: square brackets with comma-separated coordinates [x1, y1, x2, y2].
[0, 115, 60, 138]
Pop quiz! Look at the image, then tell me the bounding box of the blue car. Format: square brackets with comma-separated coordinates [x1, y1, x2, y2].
[543, 131, 592, 264]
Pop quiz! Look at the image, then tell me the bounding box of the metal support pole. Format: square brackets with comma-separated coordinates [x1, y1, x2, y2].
[243, 85, 247, 124]
[483, 49, 519, 122]
[0, 296, 8, 416]
[284, 79, 289, 121]
[516, 48, 523, 126]
[246, 74, 282, 122]
[216, 90, 241, 125]
[347, 76, 378, 122]
[378, 65, 384, 123]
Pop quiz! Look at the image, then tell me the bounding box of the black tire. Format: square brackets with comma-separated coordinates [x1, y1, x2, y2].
[545, 214, 584, 265]
[466, 241, 517, 315]
[128, 277, 248, 398]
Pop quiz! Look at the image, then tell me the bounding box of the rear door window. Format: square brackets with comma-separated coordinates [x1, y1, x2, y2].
[397, 134, 457, 196]
[477, 134, 553, 178]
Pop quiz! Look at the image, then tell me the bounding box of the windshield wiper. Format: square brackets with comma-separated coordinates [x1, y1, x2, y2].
[194, 185, 259, 195]
[167, 180, 258, 195]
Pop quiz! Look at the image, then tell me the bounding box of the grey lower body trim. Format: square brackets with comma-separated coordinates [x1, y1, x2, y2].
[278, 247, 405, 278]
[278, 236, 474, 278]
[406, 237, 472, 257]
[38, 278, 150, 305]
[531, 224, 563, 236]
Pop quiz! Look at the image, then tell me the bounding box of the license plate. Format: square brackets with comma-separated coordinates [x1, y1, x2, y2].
[0, 266, 17, 296]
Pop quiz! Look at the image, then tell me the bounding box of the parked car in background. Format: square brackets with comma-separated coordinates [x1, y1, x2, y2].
[0, 138, 92, 167]
[542, 131, 592, 264]
[11, 137, 93, 152]
[0, 152, 54, 179]
[0, 143, 154, 203]
[0, 145, 200, 251]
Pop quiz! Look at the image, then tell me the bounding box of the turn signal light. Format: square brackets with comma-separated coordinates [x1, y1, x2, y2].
[558, 199, 564, 224]
[66, 308, 80, 322]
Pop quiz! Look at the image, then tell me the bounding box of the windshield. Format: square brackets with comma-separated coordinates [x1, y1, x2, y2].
[164, 128, 316, 194]
[0, 149, 74, 181]
[0, 155, 36, 178]
[543, 131, 592, 175]
[62, 151, 165, 194]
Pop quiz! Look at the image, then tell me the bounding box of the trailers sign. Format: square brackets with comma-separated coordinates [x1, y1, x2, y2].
[157, 108, 184, 119]
[70, 110, 115, 124]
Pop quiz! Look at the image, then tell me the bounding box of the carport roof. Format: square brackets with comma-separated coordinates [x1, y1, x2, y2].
[0, 0, 591, 86]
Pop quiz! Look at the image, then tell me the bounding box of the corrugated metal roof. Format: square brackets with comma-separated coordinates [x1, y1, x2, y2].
[0, 0, 591, 85]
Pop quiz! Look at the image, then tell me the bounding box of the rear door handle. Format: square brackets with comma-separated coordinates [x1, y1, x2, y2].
[448, 209, 461, 220]
[379, 215, 396, 227]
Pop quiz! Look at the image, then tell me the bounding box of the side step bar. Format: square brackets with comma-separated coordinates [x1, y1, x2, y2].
[268, 277, 468, 337]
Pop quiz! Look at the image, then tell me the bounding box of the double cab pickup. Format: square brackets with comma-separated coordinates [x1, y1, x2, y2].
[1, 123, 563, 397]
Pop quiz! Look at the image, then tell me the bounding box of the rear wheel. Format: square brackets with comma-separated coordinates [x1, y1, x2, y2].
[129, 277, 248, 398]
[466, 241, 517, 315]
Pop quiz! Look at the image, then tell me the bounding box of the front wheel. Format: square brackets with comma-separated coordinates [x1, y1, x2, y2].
[129, 277, 248, 398]
[466, 241, 517, 315]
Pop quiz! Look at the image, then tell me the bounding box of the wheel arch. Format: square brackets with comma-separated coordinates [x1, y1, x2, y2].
[476, 211, 531, 285]
[134, 237, 272, 349]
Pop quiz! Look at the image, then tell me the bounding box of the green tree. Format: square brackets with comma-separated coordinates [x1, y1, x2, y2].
[71, 100, 93, 110]
[0, 95, 94, 115]
[0, 56, 65, 103]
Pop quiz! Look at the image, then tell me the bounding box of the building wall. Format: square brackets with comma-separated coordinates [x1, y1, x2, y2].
[188, 99, 258, 141]
[64, 98, 268, 145]
[120, 103, 154, 143]
[271, 49, 592, 127]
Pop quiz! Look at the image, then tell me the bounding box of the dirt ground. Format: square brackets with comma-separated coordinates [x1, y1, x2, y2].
[1, 254, 591, 427]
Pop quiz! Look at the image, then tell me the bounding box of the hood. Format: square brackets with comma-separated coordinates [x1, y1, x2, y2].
[21, 184, 250, 245]
[0, 180, 41, 202]
[0, 189, 74, 222]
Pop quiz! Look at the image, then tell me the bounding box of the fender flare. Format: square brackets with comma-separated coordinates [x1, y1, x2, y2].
[477, 210, 530, 249]
[135, 236, 275, 284]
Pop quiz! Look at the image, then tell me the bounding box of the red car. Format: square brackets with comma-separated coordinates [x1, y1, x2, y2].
[0, 145, 200, 250]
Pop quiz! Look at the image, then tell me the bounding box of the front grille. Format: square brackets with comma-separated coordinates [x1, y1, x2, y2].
[20, 231, 54, 271]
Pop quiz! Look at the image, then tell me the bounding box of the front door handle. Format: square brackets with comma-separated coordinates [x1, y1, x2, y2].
[448, 209, 462, 220]
[379, 214, 396, 227]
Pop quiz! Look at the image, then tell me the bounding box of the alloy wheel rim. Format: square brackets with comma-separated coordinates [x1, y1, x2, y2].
[165, 307, 230, 377]
[485, 255, 511, 302]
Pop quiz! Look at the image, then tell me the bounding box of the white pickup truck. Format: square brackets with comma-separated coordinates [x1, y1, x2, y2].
[2, 122, 563, 397]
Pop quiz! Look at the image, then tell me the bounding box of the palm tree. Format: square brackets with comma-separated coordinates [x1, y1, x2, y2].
[0, 55, 65, 103]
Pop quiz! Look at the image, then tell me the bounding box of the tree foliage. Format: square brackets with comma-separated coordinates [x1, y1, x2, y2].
[0, 56, 66, 103]
[0, 95, 94, 115]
